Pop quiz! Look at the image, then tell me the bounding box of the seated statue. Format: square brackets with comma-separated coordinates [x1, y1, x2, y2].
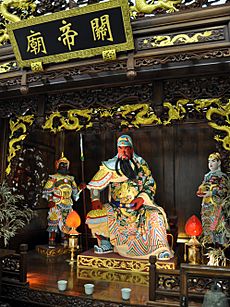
[86, 135, 173, 259]
[197, 152, 229, 245]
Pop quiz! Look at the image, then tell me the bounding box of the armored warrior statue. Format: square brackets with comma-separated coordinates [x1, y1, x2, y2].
[43, 153, 83, 247]
[86, 135, 173, 259]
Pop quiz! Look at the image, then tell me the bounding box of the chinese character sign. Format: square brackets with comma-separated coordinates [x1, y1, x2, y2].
[27, 30, 47, 55]
[58, 20, 78, 51]
[91, 15, 113, 42]
[7, 0, 134, 67]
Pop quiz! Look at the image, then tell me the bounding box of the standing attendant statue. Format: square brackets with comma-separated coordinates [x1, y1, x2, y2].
[43, 153, 84, 247]
[86, 135, 173, 259]
[197, 152, 229, 245]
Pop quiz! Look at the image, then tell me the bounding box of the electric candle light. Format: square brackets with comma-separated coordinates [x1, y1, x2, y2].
[65, 210, 81, 263]
[184, 215, 203, 264]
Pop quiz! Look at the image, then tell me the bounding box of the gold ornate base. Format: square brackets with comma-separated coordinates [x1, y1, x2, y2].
[36, 244, 69, 257]
[77, 267, 149, 285]
[77, 249, 176, 273]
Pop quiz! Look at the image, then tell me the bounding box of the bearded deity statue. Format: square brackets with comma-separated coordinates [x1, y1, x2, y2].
[197, 152, 229, 245]
[86, 135, 173, 260]
[43, 153, 84, 247]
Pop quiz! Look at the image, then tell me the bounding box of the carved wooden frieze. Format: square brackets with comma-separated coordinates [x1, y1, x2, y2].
[163, 75, 230, 101]
[45, 84, 153, 112]
[0, 97, 40, 118]
[135, 48, 230, 67]
[2, 284, 136, 307]
[135, 28, 225, 51]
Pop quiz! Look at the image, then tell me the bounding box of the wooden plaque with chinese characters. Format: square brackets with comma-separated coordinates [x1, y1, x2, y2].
[7, 0, 134, 68]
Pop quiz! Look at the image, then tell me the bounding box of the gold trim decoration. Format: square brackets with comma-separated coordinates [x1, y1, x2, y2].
[77, 253, 176, 272]
[77, 254, 150, 273]
[6, 115, 34, 175]
[36, 245, 69, 257]
[77, 268, 149, 285]
[102, 49, 116, 61]
[144, 31, 213, 48]
[0, 61, 17, 74]
[7, 0, 134, 68]
[31, 61, 44, 73]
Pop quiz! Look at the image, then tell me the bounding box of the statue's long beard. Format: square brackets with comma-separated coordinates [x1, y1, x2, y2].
[115, 158, 138, 180]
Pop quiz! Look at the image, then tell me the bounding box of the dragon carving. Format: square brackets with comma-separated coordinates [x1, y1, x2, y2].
[206, 100, 230, 151]
[6, 115, 34, 175]
[42, 109, 93, 133]
[151, 31, 212, 48]
[0, 0, 36, 45]
[119, 104, 162, 127]
[163, 99, 189, 125]
[130, 0, 182, 16]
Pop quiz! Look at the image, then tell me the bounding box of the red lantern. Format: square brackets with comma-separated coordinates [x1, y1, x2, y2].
[185, 215, 202, 237]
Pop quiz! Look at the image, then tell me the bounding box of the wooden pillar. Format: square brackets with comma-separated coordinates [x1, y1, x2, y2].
[149, 255, 157, 301]
[19, 244, 28, 283]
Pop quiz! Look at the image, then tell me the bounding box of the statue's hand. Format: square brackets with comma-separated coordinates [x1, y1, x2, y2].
[79, 182, 86, 190]
[48, 201, 56, 208]
[92, 199, 103, 210]
[131, 197, 144, 211]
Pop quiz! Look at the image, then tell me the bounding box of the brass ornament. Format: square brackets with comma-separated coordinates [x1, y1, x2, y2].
[6, 115, 34, 175]
[31, 61, 44, 73]
[102, 49, 116, 61]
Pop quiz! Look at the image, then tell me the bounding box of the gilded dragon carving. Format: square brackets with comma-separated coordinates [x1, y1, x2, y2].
[163, 99, 189, 125]
[130, 0, 182, 16]
[150, 31, 212, 48]
[119, 104, 162, 127]
[6, 115, 34, 175]
[206, 100, 230, 124]
[209, 122, 230, 151]
[206, 100, 230, 151]
[42, 109, 93, 133]
[0, 0, 36, 45]
[194, 98, 221, 112]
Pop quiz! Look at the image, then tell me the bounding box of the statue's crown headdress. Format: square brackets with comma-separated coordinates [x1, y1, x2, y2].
[208, 152, 221, 161]
[55, 152, 70, 169]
